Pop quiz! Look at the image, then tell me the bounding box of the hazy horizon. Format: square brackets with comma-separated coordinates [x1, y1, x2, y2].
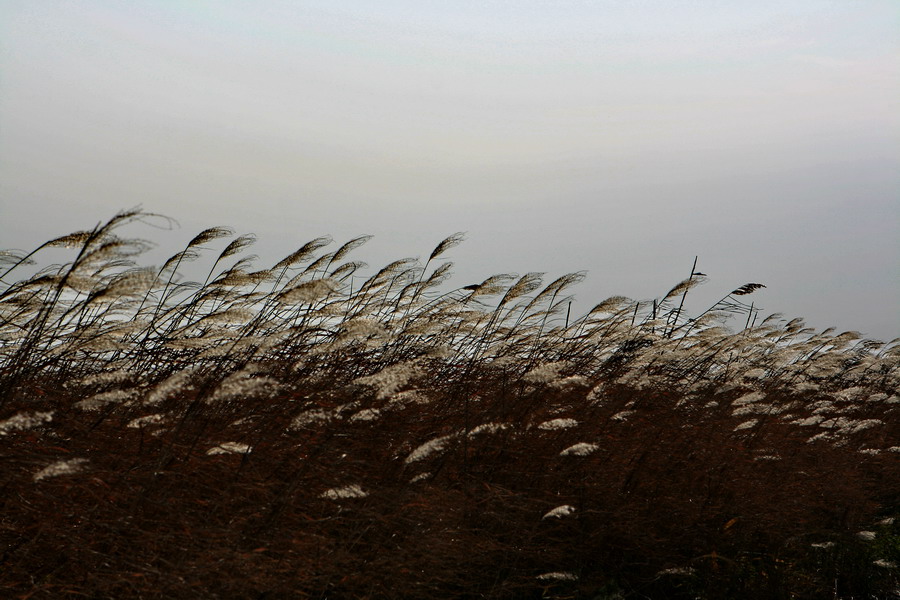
[1, 1, 898, 338]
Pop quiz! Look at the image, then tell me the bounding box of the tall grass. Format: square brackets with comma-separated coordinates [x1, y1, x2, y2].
[1, 210, 898, 599]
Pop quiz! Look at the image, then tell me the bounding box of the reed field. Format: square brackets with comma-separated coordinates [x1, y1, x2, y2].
[1, 209, 898, 599]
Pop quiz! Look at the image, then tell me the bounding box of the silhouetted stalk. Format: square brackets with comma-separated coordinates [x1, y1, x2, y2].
[668, 256, 698, 338]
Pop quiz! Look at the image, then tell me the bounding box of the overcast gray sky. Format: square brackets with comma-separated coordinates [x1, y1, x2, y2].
[1, 1, 898, 338]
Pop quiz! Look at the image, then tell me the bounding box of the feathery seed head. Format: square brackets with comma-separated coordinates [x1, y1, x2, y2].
[538, 418, 579, 431]
[290, 409, 333, 429]
[428, 232, 466, 262]
[591, 295, 632, 314]
[127, 414, 166, 428]
[523, 361, 571, 385]
[464, 273, 516, 298]
[349, 408, 381, 422]
[187, 226, 234, 248]
[330, 260, 367, 279]
[208, 370, 280, 404]
[560, 442, 599, 457]
[500, 272, 544, 306]
[731, 283, 766, 296]
[536, 572, 578, 581]
[0, 411, 54, 436]
[406, 434, 456, 463]
[34, 458, 89, 482]
[542, 505, 576, 519]
[274, 236, 333, 270]
[663, 276, 705, 302]
[144, 368, 199, 406]
[611, 410, 636, 421]
[219, 234, 256, 259]
[467, 422, 509, 436]
[321, 484, 368, 500]
[332, 235, 373, 262]
[46, 231, 94, 248]
[75, 389, 138, 411]
[354, 360, 423, 400]
[207, 442, 252, 455]
[278, 278, 339, 304]
[658, 567, 696, 576]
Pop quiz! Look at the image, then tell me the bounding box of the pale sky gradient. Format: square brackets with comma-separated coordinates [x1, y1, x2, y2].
[2, 1, 898, 338]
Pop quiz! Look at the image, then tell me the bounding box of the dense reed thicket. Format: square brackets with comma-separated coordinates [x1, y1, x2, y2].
[1, 210, 898, 599]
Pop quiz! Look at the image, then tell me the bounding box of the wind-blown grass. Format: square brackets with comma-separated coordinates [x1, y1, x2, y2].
[1, 210, 898, 599]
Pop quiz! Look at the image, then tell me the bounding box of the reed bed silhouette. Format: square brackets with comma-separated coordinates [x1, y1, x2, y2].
[1, 209, 898, 599]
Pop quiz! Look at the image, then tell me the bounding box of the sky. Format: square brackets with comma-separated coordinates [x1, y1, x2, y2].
[1, 1, 898, 339]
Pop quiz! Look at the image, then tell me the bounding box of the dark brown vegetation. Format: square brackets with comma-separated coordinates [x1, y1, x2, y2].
[1, 210, 898, 599]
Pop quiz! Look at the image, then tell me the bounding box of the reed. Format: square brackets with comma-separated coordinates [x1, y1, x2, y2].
[0, 210, 897, 599]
